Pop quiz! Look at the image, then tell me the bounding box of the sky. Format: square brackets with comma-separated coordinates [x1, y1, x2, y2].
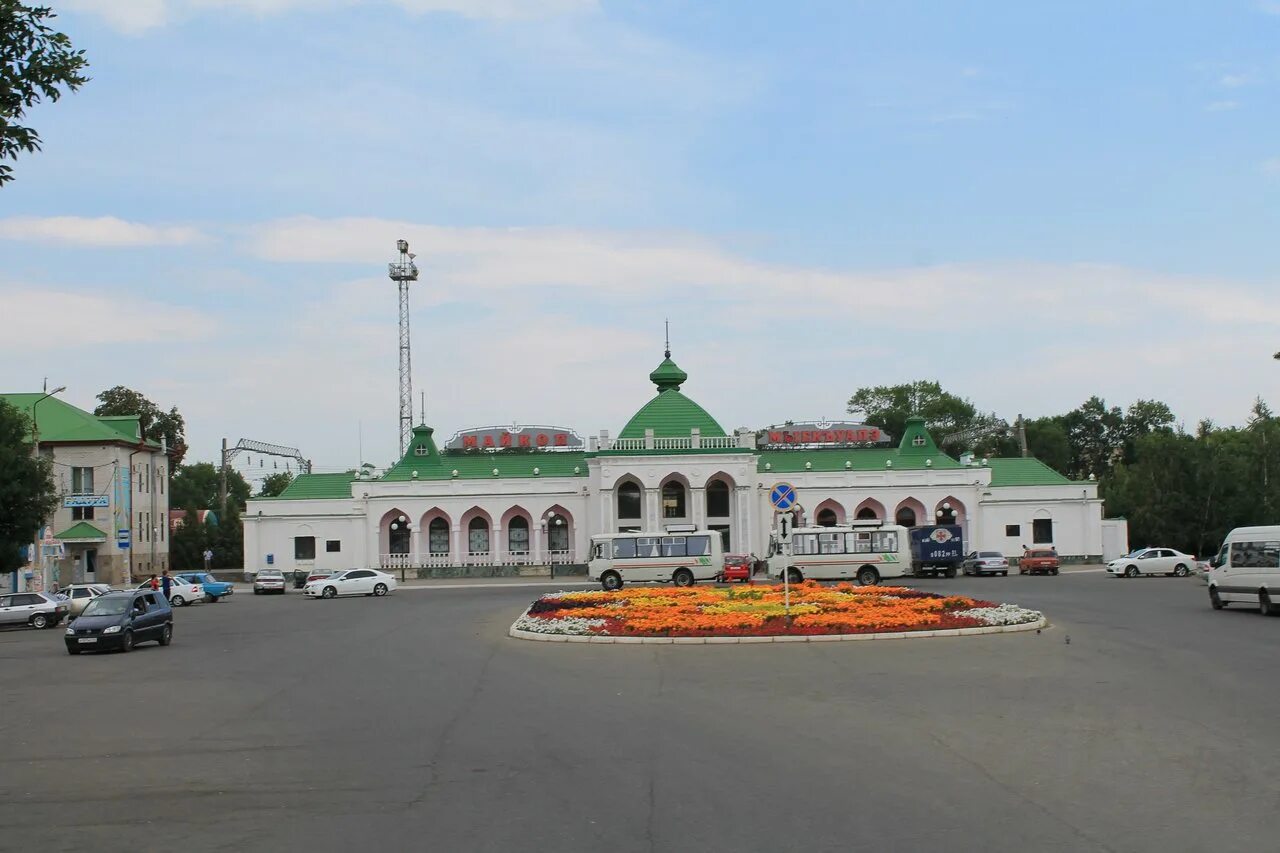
[2, 0, 1279, 471]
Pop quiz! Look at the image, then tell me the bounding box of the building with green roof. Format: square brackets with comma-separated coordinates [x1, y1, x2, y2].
[1, 392, 173, 590]
[245, 351, 1121, 578]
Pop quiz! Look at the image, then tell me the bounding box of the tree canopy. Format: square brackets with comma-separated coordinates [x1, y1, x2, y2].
[0, 400, 58, 572]
[171, 462, 250, 512]
[93, 386, 188, 465]
[258, 471, 293, 498]
[1, 2, 89, 186]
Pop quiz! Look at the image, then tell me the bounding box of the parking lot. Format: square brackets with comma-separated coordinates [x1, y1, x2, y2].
[2, 571, 1276, 853]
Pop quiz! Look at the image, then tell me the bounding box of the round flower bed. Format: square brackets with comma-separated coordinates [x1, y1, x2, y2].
[511, 582, 1043, 639]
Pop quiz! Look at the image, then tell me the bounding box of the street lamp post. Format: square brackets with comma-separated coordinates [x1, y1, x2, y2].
[30, 386, 67, 592]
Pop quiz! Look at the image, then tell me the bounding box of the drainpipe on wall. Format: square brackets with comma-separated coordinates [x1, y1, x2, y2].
[128, 443, 146, 584]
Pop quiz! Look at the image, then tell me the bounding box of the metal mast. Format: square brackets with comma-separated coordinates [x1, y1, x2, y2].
[388, 239, 419, 456]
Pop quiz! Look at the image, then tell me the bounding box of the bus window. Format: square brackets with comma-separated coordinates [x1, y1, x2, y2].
[819, 532, 843, 554]
[872, 531, 897, 553]
[848, 532, 872, 554]
[612, 538, 637, 559]
[662, 537, 687, 557]
[636, 537, 660, 558]
[686, 535, 710, 556]
[793, 534, 819, 555]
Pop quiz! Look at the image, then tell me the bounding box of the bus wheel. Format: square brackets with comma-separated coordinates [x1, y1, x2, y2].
[785, 567, 803, 584]
[856, 566, 880, 587]
[943, 568, 957, 579]
[672, 569, 694, 587]
[601, 571, 622, 592]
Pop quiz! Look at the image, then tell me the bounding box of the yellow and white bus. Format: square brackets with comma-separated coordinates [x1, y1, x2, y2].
[767, 523, 910, 586]
[587, 531, 724, 591]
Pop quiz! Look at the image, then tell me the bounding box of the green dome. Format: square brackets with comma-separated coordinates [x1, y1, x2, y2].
[620, 356, 726, 439]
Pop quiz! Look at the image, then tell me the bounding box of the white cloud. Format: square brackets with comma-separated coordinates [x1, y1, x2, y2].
[1206, 100, 1239, 112]
[1263, 158, 1280, 177]
[61, 0, 596, 33]
[1258, 1, 1280, 15]
[1219, 72, 1256, 88]
[0, 216, 205, 247]
[0, 286, 214, 351]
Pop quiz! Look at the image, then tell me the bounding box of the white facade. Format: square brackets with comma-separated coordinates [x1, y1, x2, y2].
[243, 357, 1114, 575]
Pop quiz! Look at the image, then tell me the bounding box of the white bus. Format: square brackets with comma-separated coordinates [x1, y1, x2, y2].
[587, 531, 725, 591]
[1207, 525, 1280, 614]
[767, 523, 911, 586]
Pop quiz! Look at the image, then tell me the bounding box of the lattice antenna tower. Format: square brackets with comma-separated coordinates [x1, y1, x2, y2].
[388, 239, 419, 456]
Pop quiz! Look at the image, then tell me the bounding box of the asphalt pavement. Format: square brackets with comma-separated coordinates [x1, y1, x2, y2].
[1, 572, 1276, 853]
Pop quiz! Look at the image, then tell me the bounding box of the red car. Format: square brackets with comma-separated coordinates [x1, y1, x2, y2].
[721, 555, 753, 583]
[1019, 548, 1060, 576]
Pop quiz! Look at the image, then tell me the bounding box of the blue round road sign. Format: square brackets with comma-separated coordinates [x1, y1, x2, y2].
[770, 483, 797, 511]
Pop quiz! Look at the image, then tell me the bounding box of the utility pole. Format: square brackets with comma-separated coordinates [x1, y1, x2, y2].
[219, 437, 228, 516]
[1017, 414, 1028, 458]
[388, 239, 420, 456]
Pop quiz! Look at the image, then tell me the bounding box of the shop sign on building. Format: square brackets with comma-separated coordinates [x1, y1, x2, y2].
[444, 424, 584, 451]
[64, 494, 110, 508]
[758, 421, 892, 448]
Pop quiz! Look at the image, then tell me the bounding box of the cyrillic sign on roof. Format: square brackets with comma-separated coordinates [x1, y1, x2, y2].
[757, 420, 893, 448]
[444, 424, 584, 451]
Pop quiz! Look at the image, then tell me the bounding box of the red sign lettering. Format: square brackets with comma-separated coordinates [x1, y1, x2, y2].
[463, 435, 477, 449]
[536, 433, 549, 446]
[555, 433, 568, 446]
[519, 434, 531, 447]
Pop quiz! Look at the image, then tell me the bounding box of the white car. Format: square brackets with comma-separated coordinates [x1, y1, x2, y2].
[1106, 548, 1195, 578]
[254, 570, 287, 595]
[304, 569, 397, 599]
[136, 577, 205, 607]
[58, 583, 113, 616]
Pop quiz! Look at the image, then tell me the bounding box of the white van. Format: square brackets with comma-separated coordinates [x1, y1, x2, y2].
[1207, 526, 1280, 614]
[587, 532, 724, 591]
[767, 523, 911, 586]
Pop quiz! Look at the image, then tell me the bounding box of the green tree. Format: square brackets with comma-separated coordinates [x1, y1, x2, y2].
[1, 2, 89, 185]
[0, 400, 58, 571]
[171, 462, 250, 512]
[1023, 417, 1072, 474]
[847, 380, 981, 452]
[1060, 396, 1125, 479]
[93, 386, 188, 465]
[258, 471, 293, 497]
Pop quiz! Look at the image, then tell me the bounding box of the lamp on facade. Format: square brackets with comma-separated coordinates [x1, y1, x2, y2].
[533, 467, 540, 476]
[845, 460, 851, 469]
[411, 470, 418, 479]
[925, 459, 933, 467]
[451, 469, 459, 478]
[885, 460, 892, 468]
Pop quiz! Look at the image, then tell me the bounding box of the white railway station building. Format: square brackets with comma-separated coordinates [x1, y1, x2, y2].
[244, 354, 1123, 576]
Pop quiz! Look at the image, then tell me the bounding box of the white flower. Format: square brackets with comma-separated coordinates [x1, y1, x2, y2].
[955, 604, 1042, 626]
[513, 613, 606, 635]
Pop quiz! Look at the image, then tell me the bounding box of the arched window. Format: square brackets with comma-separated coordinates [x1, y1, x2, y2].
[706, 480, 730, 518]
[895, 507, 917, 527]
[816, 508, 838, 527]
[618, 481, 642, 520]
[508, 516, 529, 554]
[547, 514, 569, 552]
[662, 481, 686, 519]
[388, 517, 410, 555]
[856, 507, 879, 521]
[468, 517, 490, 554]
[936, 504, 957, 525]
[428, 517, 449, 555]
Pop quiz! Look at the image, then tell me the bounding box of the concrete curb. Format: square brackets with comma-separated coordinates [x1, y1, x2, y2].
[508, 615, 1048, 644]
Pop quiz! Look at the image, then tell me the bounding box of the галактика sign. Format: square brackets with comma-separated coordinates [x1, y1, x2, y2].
[445, 424, 584, 452]
[757, 421, 892, 448]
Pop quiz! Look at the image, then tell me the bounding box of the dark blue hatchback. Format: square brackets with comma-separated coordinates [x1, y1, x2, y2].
[65, 590, 173, 654]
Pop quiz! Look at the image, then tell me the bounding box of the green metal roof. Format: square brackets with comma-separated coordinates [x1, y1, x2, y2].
[986, 457, 1076, 487]
[0, 394, 157, 447]
[757, 447, 963, 473]
[618, 355, 727, 439]
[53, 522, 108, 542]
[274, 472, 357, 500]
[619, 390, 728, 439]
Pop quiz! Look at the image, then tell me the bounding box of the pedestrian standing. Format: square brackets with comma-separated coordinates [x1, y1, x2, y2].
[203, 548, 213, 571]
[161, 570, 172, 599]
[149, 574, 159, 591]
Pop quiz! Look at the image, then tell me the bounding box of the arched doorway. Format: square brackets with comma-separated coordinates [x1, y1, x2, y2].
[705, 475, 734, 551]
[853, 498, 886, 522]
[379, 509, 412, 557]
[812, 499, 845, 528]
[816, 508, 838, 527]
[427, 517, 450, 558]
[468, 517, 490, 556]
[894, 498, 927, 528]
[661, 477, 687, 520]
[507, 515, 530, 559]
[542, 505, 575, 563]
[617, 479, 642, 531]
[933, 496, 967, 530]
